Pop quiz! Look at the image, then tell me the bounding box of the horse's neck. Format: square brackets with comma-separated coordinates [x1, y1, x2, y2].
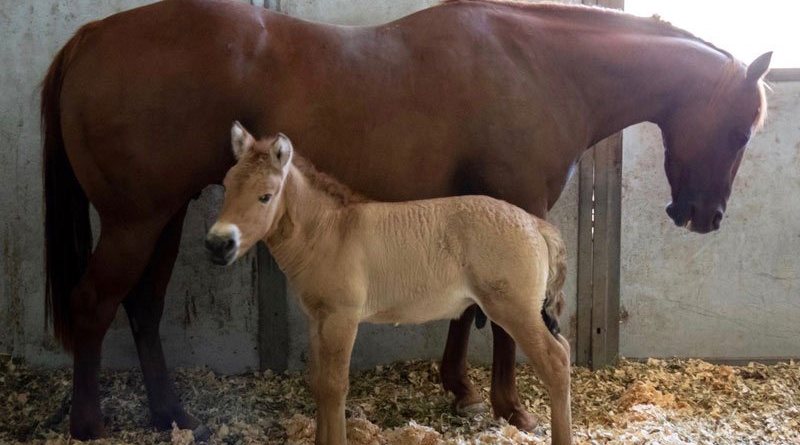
[266, 167, 341, 278]
[543, 14, 732, 145]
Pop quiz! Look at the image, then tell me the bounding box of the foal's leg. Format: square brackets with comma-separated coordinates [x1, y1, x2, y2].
[121, 205, 206, 435]
[440, 305, 486, 413]
[69, 218, 165, 440]
[307, 312, 358, 445]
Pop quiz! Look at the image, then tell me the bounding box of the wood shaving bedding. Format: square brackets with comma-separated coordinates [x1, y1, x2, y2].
[1, 355, 797, 444]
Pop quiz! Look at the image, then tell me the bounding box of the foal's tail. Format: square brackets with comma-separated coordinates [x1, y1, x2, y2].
[539, 220, 567, 336]
[41, 24, 97, 352]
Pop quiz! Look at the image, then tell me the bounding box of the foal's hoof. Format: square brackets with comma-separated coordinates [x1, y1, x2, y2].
[503, 408, 539, 432]
[455, 400, 489, 416]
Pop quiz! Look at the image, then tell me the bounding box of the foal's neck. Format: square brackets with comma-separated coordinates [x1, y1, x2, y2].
[265, 165, 347, 278]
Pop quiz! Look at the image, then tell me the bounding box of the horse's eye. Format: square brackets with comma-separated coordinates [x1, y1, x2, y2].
[258, 194, 272, 203]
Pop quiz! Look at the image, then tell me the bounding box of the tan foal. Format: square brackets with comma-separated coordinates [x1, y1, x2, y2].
[206, 123, 573, 445]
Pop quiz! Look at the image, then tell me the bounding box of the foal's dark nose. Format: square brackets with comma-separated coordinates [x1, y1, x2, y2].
[205, 234, 237, 265]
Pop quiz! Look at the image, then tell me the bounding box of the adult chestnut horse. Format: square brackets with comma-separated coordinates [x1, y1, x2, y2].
[42, 0, 770, 439]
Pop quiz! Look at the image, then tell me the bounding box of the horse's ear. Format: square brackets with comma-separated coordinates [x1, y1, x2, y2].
[231, 121, 255, 160]
[271, 133, 293, 169]
[747, 51, 772, 82]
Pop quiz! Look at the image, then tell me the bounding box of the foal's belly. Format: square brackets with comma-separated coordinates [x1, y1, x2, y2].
[362, 284, 476, 325]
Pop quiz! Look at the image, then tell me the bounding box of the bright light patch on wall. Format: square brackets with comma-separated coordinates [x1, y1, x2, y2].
[626, 0, 798, 68]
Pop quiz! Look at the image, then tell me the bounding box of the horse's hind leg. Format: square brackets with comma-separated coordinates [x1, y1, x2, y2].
[490, 322, 538, 431]
[440, 305, 486, 414]
[69, 218, 165, 440]
[490, 306, 572, 445]
[121, 205, 207, 437]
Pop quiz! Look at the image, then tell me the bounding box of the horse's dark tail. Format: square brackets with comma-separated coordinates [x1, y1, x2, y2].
[539, 219, 567, 336]
[41, 24, 96, 352]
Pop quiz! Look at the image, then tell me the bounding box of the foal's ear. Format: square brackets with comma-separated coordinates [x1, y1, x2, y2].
[747, 51, 772, 82]
[271, 133, 293, 169]
[231, 121, 255, 160]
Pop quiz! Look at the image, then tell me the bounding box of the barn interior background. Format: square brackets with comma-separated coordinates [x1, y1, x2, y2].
[1, 0, 798, 376]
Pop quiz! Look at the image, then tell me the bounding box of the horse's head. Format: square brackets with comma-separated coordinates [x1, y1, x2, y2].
[659, 52, 771, 233]
[206, 123, 293, 265]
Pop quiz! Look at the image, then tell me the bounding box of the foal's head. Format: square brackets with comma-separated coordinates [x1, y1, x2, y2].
[659, 52, 771, 233]
[206, 123, 293, 265]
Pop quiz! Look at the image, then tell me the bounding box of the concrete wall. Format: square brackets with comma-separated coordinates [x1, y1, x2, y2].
[620, 82, 800, 361]
[1, 0, 580, 373]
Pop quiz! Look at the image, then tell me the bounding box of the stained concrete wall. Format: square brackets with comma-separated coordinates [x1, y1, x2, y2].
[1, 0, 582, 373]
[620, 82, 800, 361]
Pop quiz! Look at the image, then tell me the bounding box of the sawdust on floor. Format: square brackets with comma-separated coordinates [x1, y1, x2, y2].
[1, 355, 798, 444]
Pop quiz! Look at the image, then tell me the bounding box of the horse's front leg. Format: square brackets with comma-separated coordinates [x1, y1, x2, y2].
[307, 311, 359, 445]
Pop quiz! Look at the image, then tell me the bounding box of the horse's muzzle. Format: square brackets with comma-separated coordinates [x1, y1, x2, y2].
[666, 201, 724, 234]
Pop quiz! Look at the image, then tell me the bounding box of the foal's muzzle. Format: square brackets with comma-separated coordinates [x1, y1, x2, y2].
[205, 235, 237, 265]
[205, 223, 241, 266]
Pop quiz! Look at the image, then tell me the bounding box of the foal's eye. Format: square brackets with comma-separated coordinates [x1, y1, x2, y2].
[258, 194, 272, 203]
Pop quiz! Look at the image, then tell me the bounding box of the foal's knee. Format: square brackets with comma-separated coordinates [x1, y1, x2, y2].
[313, 371, 350, 400]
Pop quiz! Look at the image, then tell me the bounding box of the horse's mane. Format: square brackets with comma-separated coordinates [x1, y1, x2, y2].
[291, 155, 370, 206]
[440, 0, 733, 60]
[442, 0, 769, 130]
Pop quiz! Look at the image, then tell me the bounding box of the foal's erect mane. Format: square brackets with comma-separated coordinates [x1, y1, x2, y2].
[292, 155, 370, 206]
[440, 0, 733, 60]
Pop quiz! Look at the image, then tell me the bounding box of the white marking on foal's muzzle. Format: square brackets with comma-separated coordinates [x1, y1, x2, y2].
[208, 222, 241, 259]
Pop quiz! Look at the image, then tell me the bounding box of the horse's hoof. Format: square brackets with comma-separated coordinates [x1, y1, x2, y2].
[456, 400, 489, 416]
[152, 408, 203, 431]
[69, 420, 108, 441]
[192, 424, 212, 443]
[505, 408, 539, 432]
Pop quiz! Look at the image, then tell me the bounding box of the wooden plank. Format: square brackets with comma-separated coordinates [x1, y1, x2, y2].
[257, 244, 289, 371]
[590, 133, 622, 368]
[255, 0, 289, 373]
[575, 152, 595, 367]
[576, 0, 623, 369]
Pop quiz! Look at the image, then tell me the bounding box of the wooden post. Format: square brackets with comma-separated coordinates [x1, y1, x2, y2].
[257, 244, 289, 371]
[577, 0, 624, 370]
[255, 0, 289, 372]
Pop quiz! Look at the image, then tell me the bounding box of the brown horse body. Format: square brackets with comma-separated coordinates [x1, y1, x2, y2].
[42, 0, 769, 439]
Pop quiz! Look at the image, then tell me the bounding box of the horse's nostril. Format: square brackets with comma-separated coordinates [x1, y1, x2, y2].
[225, 238, 235, 250]
[688, 203, 697, 221]
[712, 210, 723, 230]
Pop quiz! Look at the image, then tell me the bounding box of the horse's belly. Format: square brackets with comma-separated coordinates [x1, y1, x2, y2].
[362, 286, 475, 325]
